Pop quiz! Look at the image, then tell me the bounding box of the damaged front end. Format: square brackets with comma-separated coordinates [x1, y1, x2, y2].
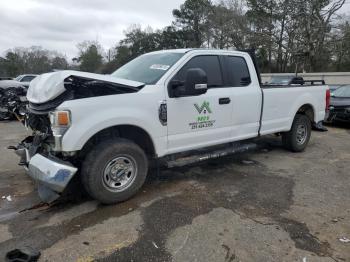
[12, 114, 78, 203]
[11, 71, 144, 203]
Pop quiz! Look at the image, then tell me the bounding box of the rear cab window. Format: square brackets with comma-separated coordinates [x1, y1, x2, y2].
[224, 56, 251, 87]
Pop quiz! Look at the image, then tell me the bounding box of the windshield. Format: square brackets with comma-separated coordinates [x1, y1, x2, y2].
[112, 52, 184, 84]
[333, 85, 350, 97]
[329, 85, 341, 91]
[14, 75, 23, 81]
[269, 76, 294, 85]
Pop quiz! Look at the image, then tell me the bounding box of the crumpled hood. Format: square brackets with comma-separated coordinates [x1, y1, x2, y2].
[27, 70, 144, 104]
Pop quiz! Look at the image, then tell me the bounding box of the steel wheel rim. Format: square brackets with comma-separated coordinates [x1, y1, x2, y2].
[296, 124, 307, 145]
[102, 155, 137, 192]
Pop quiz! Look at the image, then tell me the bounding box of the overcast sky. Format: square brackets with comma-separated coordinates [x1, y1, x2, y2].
[1, 0, 349, 60]
[0, 0, 184, 59]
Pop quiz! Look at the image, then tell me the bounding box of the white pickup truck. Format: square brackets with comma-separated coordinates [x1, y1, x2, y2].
[13, 49, 329, 203]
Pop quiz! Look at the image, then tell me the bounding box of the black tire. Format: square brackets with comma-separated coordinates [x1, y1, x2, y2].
[282, 114, 311, 152]
[81, 138, 148, 204]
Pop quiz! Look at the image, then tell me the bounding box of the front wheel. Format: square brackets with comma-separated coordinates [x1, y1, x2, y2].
[282, 114, 311, 152]
[81, 138, 148, 204]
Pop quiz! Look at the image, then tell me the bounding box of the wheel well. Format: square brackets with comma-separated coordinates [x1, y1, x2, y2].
[296, 104, 315, 124]
[80, 125, 156, 159]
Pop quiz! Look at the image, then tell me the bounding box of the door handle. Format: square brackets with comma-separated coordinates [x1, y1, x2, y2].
[219, 97, 231, 105]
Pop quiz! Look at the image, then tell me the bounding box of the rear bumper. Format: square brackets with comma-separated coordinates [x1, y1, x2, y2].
[27, 154, 78, 193]
[327, 108, 350, 122]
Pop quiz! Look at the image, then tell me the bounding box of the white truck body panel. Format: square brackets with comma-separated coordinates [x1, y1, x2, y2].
[58, 84, 168, 156]
[28, 49, 327, 158]
[261, 86, 326, 135]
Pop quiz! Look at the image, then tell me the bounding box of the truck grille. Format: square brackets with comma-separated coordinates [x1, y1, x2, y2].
[26, 113, 52, 134]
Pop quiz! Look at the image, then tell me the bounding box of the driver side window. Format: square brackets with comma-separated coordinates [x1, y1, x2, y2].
[175, 55, 223, 88]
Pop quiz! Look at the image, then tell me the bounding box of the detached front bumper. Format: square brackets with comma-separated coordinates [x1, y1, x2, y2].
[14, 143, 78, 202]
[13, 135, 78, 203]
[28, 154, 78, 193]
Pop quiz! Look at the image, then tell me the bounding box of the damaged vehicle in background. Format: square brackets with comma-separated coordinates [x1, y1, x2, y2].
[0, 74, 37, 120]
[0, 85, 27, 121]
[12, 49, 328, 204]
[326, 85, 350, 123]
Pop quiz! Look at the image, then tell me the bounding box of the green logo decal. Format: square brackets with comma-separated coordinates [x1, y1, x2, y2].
[194, 101, 212, 114]
[189, 101, 215, 130]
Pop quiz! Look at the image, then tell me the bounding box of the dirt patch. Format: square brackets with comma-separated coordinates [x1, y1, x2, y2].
[0, 174, 190, 256]
[98, 191, 215, 262]
[278, 217, 331, 256]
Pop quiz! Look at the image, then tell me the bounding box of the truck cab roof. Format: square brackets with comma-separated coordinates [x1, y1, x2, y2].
[148, 48, 248, 56]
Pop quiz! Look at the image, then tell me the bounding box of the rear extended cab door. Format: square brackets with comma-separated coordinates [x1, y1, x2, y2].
[220, 54, 262, 140]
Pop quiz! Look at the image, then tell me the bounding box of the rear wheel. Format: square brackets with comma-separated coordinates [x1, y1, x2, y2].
[282, 114, 311, 152]
[81, 138, 148, 204]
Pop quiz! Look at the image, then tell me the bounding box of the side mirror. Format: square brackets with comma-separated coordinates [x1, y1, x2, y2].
[172, 68, 208, 97]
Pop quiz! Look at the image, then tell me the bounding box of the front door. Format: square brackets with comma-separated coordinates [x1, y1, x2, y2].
[166, 55, 234, 154]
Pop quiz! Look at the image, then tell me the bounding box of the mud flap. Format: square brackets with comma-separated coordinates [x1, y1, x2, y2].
[313, 121, 328, 132]
[38, 184, 60, 203]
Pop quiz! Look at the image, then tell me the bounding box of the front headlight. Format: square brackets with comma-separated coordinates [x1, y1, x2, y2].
[49, 110, 71, 151]
[49, 110, 71, 128]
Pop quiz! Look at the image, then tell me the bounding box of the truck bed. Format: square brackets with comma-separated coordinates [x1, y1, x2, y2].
[260, 84, 327, 135]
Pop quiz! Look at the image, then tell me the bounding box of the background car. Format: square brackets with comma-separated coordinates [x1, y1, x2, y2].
[267, 75, 304, 85]
[329, 84, 345, 94]
[0, 77, 13, 80]
[0, 74, 37, 89]
[327, 85, 350, 123]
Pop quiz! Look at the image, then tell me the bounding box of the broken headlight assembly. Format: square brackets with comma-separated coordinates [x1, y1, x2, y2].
[49, 110, 71, 151]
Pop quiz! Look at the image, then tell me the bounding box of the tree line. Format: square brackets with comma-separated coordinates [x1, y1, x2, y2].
[0, 46, 69, 77]
[1, 0, 349, 77]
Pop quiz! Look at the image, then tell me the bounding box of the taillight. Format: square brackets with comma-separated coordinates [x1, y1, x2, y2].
[326, 89, 330, 111]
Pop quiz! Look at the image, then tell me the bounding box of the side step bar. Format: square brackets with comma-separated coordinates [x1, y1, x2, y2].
[165, 142, 257, 168]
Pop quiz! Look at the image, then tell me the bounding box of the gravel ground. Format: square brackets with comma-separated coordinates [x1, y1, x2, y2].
[0, 121, 349, 262]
